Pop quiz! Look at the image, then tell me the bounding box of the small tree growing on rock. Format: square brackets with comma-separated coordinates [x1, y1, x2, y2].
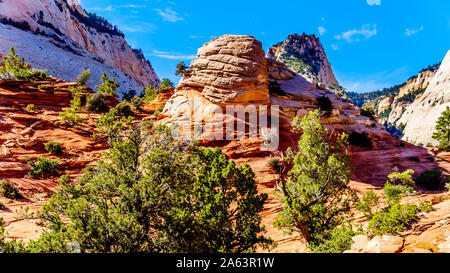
[159, 78, 174, 90]
[274, 110, 357, 247]
[175, 61, 190, 77]
[76, 69, 91, 86]
[96, 72, 120, 98]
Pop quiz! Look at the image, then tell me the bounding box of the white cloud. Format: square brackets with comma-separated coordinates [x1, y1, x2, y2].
[154, 8, 185, 22]
[119, 4, 146, 9]
[334, 24, 377, 43]
[331, 44, 339, 51]
[149, 50, 195, 60]
[367, 0, 381, 5]
[86, 4, 146, 12]
[405, 26, 424, 36]
[189, 35, 205, 39]
[120, 23, 157, 34]
[318, 26, 326, 36]
[87, 6, 114, 12]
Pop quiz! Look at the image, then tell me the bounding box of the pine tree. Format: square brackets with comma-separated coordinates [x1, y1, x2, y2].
[175, 61, 189, 77]
[159, 78, 174, 90]
[433, 106, 450, 148]
[15, 124, 272, 253]
[274, 110, 357, 246]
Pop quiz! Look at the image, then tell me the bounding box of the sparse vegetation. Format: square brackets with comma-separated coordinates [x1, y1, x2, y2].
[357, 190, 380, 219]
[379, 108, 392, 119]
[131, 96, 143, 109]
[445, 183, 450, 191]
[96, 72, 120, 98]
[85, 92, 110, 113]
[0, 179, 23, 200]
[317, 96, 333, 115]
[153, 105, 165, 118]
[96, 108, 134, 143]
[76, 69, 91, 86]
[45, 142, 63, 156]
[387, 169, 415, 187]
[122, 90, 136, 102]
[396, 88, 426, 103]
[59, 108, 82, 126]
[115, 101, 134, 117]
[368, 203, 420, 235]
[27, 156, 59, 178]
[142, 85, 159, 102]
[416, 169, 448, 191]
[348, 132, 373, 147]
[357, 170, 429, 236]
[309, 227, 360, 253]
[360, 104, 376, 119]
[68, 85, 84, 111]
[159, 78, 174, 90]
[266, 157, 282, 171]
[0, 46, 48, 81]
[26, 104, 37, 111]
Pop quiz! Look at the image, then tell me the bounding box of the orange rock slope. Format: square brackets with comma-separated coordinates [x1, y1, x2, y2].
[0, 78, 110, 240]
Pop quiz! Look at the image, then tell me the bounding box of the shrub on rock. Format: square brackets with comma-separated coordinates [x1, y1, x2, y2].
[85, 93, 110, 113]
[0, 180, 23, 200]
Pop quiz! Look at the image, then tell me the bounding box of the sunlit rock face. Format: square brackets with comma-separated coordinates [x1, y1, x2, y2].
[402, 51, 450, 145]
[0, 0, 160, 97]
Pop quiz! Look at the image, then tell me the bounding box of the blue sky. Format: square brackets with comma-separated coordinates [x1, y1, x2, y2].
[80, 0, 450, 93]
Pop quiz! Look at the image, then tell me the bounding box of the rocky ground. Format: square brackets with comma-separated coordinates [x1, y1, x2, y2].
[0, 79, 109, 240]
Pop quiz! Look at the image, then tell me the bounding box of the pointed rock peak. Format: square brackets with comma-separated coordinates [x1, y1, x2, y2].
[267, 33, 339, 88]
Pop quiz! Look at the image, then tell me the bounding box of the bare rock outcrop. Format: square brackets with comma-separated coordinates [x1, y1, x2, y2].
[161, 35, 388, 144]
[178, 35, 270, 104]
[402, 51, 450, 145]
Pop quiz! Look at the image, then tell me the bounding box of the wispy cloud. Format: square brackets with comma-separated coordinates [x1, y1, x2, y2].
[405, 26, 424, 36]
[334, 24, 377, 43]
[189, 35, 206, 39]
[366, 0, 381, 5]
[331, 44, 339, 51]
[120, 22, 157, 34]
[87, 6, 114, 12]
[149, 50, 195, 60]
[154, 8, 185, 22]
[119, 4, 146, 9]
[87, 4, 146, 12]
[318, 26, 326, 36]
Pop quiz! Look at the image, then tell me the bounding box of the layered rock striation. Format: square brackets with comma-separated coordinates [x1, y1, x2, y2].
[161, 35, 388, 144]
